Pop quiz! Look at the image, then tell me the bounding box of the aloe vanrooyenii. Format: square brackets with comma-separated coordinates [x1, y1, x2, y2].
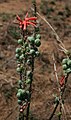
[16, 0, 41, 120]
[15, 0, 71, 119]
[49, 54, 71, 120]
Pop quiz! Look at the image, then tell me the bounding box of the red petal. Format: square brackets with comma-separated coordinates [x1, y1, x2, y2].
[27, 21, 37, 27]
[25, 17, 37, 21]
[60, 76, 65, 86]
[25, 12, 28, 19]
[23, 21, 27, 30]
[16, 15, 22, 22]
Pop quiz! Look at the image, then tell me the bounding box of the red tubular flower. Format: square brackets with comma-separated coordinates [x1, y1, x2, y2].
[16, 12, 37, 30]
[27, 21, 36, 27]
[16, 15, 22, 22]
[60, 76, 65, 86]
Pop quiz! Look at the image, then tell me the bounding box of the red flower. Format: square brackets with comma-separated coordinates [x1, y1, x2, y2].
[60, 76, 65, 86]
[16, 12, 37, 30]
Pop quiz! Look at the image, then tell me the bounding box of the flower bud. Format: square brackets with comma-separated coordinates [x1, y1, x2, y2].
[36, 34, 41, 39]
[35, 39, 41, 47]
[35, 51, 40, 57]
[30, 49, 35, 55]
[19, 54, 24, 61]
[15, 54, 19, 59]
[27, 59, 32, 65]
[67, 60, 71, 66]
[18, 80, 22, 86]
[16, 48, 21, 53]
[66, 68, 71, 74]
[26, 79, 31, 84]
[18, 39, 23, 45]
[27, 71, 32, 78]
[62, 64, 67, 70]
[16, 66, 23, 73]
[28, 36, 35, 44]
[18, 100, 22, 105]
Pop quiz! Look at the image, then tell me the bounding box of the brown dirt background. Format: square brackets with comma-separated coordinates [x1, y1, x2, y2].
[0, 0, 71, 120]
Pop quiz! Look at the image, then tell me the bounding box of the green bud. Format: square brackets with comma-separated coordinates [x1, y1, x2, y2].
[27, 71, 32, 78]
[67, 60, 71, 66]
[62, 58, 68, 64]
[26, 90, 29, 95]
[17, 89, 27, 100]
[62, 64, 67, 70]
[16, 48, 21, 53]
[17, 92, 22, 100]
[16, 66, 23, 73]
[27, 59, 32, 65]
[28, 36, 35, 43]
[16, 67, 21, 72]
[26, 91, 30, 101]
[26, 79, 31, 84]
[66, 68, 71, 74]
[16, 60, 20, 64]
[35, 39, 41, 47]
[15, 54, 19, 59]
[19, 54, 24, 60]
[18, 80, 22, 86]
[18, 100, 22, 105]
[35, 51, 40, 57]
[30, 49, 35, 55]
[36, 34, 41, 39]
[18, 89, 25, 94]
[18, 39, 23, 44]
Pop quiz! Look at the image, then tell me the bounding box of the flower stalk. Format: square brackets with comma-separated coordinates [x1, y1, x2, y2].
[16, 1, 41, 120]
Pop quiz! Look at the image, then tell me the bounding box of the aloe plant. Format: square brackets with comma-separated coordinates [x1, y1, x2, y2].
[16, 0, 41, 120]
